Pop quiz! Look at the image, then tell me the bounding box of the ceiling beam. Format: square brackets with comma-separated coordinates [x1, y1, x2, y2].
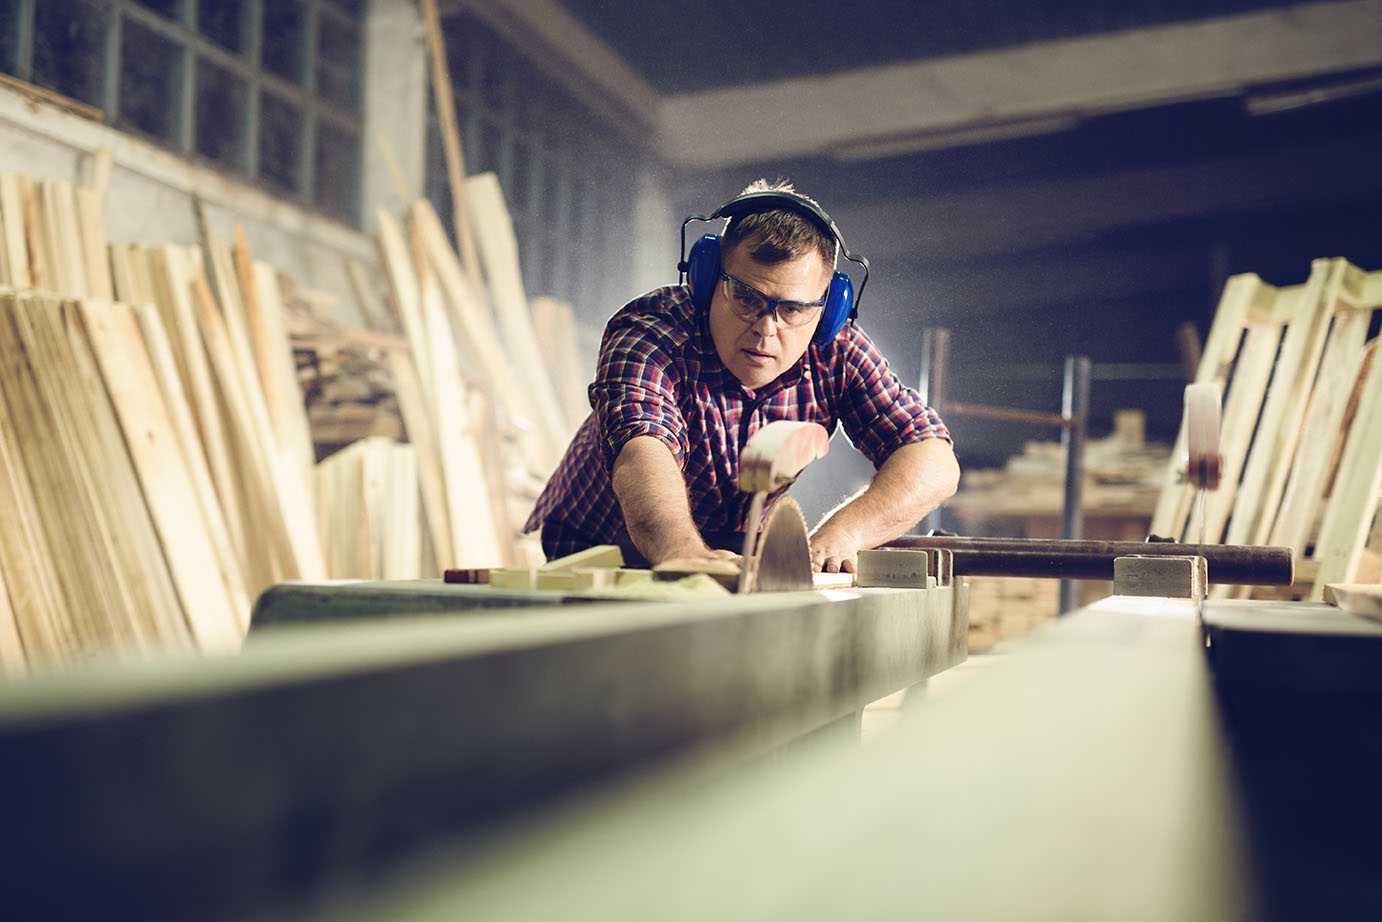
[832, 135, 1382, 263]
[656, 0, 1382, 167]
[440, 0, 661, 133]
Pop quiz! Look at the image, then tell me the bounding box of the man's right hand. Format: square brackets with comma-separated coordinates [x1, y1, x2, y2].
[611, 436, 724, 567]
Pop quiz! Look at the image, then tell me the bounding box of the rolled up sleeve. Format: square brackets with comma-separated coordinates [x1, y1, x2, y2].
[590, 321, 690, 470]
[835, 326, 951, 468]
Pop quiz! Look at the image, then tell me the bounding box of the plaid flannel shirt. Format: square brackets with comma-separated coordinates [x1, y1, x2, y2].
[524, 285, 951, 558]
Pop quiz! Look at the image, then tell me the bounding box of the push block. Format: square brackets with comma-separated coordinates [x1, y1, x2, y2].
[1114, 554, 1208, 599]
[858, 548, 936, 588]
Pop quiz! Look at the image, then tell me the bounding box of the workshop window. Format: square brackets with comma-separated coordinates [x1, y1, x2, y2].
[195, 58, 246, 170]
[30, 0, 108, 109]
[431, 8, 642, 326]
[198, 0, 246, 55]
[1, 0, 365, 225]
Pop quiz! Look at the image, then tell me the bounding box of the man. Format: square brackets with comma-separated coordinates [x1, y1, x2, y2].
[525, 180, 958, 573]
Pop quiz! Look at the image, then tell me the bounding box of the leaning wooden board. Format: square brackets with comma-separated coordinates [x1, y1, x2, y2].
[80, 298, 246, 649]
[465, 172, 569, 469]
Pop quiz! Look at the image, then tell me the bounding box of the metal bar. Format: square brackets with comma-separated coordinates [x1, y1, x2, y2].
[1059, 355, 1091, 612]
[942, 401, 1071, 427]
[919, 327, 948, 534]
[13, 0, 35, 80]
[103, 6, 123, 122]
[243, 0, 262, 178]
[882, 535, 1295, 586]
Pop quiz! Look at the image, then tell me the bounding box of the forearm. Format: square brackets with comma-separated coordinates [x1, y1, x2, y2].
[811, 439, 959, 569]
[611, 435, 718, 565]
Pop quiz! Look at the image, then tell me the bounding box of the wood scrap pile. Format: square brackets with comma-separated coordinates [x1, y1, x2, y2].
[948, 409, 1171, 523]
[1151, 258, 1382, 599]
[285, 278, 405, 449]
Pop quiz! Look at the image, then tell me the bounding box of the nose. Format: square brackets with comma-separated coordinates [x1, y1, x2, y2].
[749, 307, 781, 335]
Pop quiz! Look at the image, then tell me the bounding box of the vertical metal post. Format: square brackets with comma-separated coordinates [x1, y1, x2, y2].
[1058, 355, 1091, 613]
[920, 328, 950, 534]
[13, 0, 36, 80]
[244, 0, 263, 179]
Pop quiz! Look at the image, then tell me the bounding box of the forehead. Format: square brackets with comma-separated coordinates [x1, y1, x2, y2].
[722, 238, 832, 278]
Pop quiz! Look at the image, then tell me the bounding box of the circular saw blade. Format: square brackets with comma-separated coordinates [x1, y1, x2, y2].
[749, 497, 814, 592]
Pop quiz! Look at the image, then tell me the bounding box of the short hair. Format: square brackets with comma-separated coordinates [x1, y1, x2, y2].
[721, 179, 837, 269]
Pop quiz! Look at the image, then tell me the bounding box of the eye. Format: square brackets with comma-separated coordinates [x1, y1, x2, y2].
[778, 303, 807, 320]
[734, 284, 768, 312]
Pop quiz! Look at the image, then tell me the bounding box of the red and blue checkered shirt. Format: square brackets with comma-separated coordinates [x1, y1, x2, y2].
[523, 286, 951, 558]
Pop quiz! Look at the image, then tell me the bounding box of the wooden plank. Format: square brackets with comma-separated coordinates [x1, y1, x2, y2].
[1311, 338, 1382, 599]
[1266, 313, 1371, 556]
[384, 440, 422, 579]
[465, 172, 568, 468]
[0, 173, 22, 288]
[79, 299, 246, 649]
[417, 0, 483, 285]
[375, 209, 434, 410]
[346, 259, 393, 333]
[237, 233, 314, 488]
[75, 187, 113, 300]
[22, 177, 50, 291]
[88, 148, 114, 203]
[0, 310, 68, 667]
[412, 199, 539, 521]
[49, 181, 89, 297]
[133, 300, 251, 606]
[1201, 325, 1281, 544]
[387, 347, 448, 573]
[190, 270, 325, 583]
[540, 545, 624, 572]
[108, 242, 141, 305]
[56, 297, 194, 652]
[414, 233, 506, 566]
[1225, 259, 1338, 548]
[531, 296, 590, 434]
[1152, 273, 1256, 539]
[0, 562, 28, 678]
[144, 246, 247, 567]
[0, 293, 133, 657]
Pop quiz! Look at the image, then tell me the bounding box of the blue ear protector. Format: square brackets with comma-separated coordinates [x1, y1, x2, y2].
[677, 191, 870, 347]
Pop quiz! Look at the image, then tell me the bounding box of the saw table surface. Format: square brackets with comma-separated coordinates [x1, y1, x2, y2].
[0, 582, 965, 920]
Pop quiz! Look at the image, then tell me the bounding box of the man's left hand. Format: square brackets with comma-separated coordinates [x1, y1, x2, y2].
[810, 525, 861, 573]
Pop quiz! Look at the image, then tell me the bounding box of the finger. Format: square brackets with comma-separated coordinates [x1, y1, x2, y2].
[841, 557, 857, 573]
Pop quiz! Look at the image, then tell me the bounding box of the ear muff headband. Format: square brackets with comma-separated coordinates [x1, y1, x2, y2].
[677, 191, 870, 347]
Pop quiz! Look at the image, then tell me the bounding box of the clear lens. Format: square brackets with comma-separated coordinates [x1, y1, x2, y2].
[722, 277, 821, 328]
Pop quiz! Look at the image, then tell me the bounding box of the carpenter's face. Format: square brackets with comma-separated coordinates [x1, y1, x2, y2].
[708, 244, 832, 390]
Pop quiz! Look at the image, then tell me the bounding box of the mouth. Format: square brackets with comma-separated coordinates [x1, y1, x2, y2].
[741, 347, 775, 366]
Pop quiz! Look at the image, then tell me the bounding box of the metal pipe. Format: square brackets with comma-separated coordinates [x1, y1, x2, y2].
[939, 402, 1069, 427]
[1059, 355, 1091, 612]
[882, 535, 1294, 586]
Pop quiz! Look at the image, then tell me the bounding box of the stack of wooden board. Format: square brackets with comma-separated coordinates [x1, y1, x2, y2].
[369, 176, 592, 574]
[947, 409, 1170, 532]
[315, 435, 421, 580]
[964, 576, 1060, 653]
[0, 151, 594, 674]
[287, 284, 406, 450]
[1151, 258, 1382, 599]
[0, 160, 340, 674]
